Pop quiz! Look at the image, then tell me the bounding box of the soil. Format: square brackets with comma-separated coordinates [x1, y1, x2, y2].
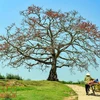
[66, 84, 100, 100]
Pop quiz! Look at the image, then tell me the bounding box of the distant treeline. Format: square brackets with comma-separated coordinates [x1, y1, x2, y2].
[0, 73, 23, 80]
[60, 80, 84, 84]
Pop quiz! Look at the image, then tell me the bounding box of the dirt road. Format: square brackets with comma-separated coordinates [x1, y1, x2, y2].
[67, 84, 100, 100]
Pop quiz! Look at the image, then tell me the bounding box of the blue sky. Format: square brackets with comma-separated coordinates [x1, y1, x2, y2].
[0, 0, 100, 81]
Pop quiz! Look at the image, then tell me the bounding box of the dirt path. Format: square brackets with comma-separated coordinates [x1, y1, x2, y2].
[67, 84, 100, 100]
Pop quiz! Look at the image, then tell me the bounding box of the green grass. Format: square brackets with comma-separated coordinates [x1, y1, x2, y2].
[0, 80, 77, 100]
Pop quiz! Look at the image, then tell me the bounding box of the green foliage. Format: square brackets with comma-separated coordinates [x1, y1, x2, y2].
[0, 74, 23, 80]
[72, 81, 85, 84]
[60, 81, 73, 84]
[60, 80, 84, 84]
[6, 74, 22, 80]
[0, 74, 5, 79]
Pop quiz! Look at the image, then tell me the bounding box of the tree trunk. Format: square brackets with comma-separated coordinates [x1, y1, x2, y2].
[47, 67, 58, 81]
[47, 49, 58, 81]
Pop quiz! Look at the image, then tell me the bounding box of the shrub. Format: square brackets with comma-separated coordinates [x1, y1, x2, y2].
[60, 81, 73, 84]
[0, 74, 5, 79]
[6, 74, 22, 80]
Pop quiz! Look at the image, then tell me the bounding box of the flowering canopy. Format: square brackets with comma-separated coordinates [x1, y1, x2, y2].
[0, 5, 100, 80]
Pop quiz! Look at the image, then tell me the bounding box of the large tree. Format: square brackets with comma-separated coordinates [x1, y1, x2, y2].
[0, 5, 100, 81]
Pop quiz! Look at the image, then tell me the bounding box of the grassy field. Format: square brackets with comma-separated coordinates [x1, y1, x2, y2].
[0, 80, 77, 100]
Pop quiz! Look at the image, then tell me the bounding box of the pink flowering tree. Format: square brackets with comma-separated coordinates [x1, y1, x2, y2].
[0, 5, 100, 81]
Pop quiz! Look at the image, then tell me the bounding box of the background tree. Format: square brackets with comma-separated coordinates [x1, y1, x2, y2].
[0, 5, 100, 81]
